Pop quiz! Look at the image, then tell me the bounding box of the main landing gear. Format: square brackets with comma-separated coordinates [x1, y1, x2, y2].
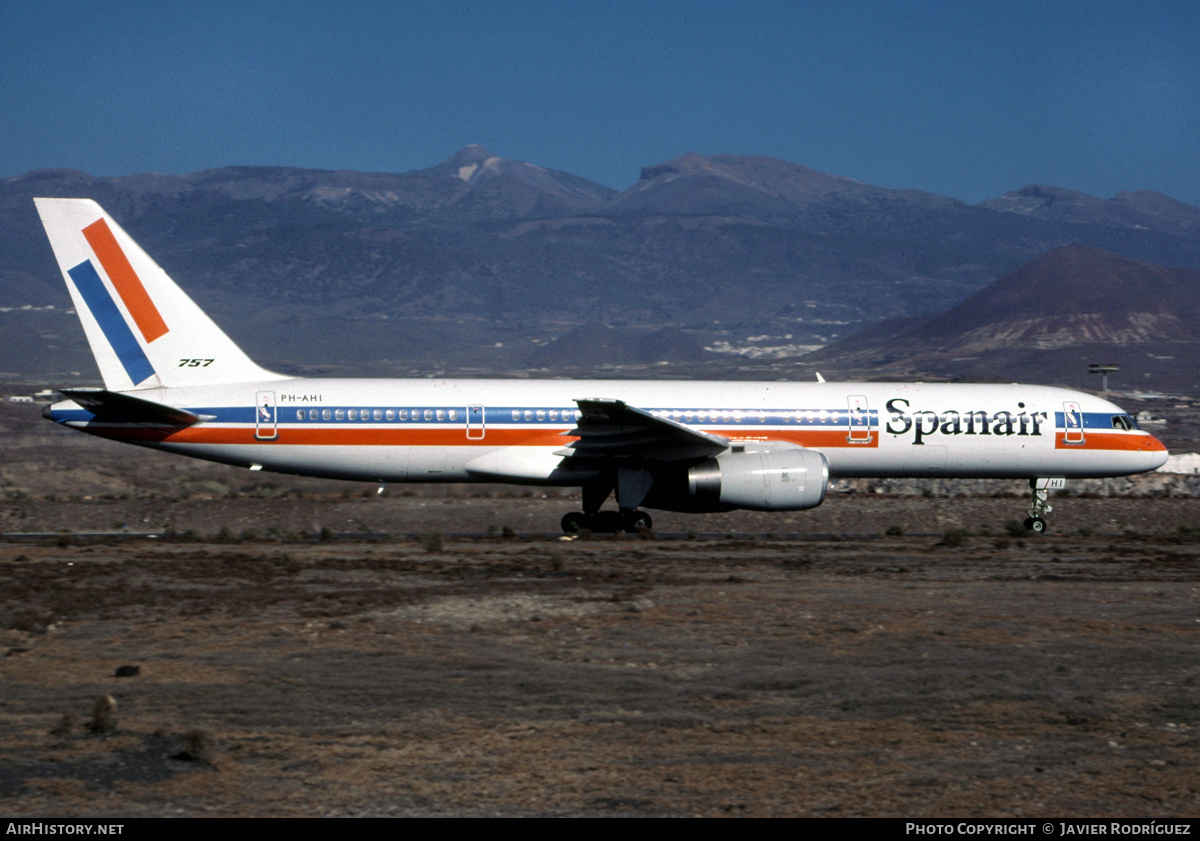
[562, 472, 654, 534]
[1024, 477, 1064, 534]
[561, 509, 653, 534]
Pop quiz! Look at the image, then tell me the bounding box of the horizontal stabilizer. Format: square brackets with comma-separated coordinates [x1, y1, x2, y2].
[58, 387, 205, 426]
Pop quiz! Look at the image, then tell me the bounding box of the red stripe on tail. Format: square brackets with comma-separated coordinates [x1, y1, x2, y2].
[83, 218, 169, 343]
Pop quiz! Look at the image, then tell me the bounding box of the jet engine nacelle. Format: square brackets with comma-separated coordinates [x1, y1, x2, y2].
[642, 443, 829, 513]
[684, 443, 829, 512]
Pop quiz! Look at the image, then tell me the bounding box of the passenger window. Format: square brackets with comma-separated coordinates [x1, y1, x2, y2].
[335, 410, 345, 420]
[400, 410, 408, 420]
[536, 410, 545, 421]
[424, 409, 433, 421]
[549, 410, 558, 421]
[296, 410, 304, 420]
[386, 410, 395, 421]
[348, 410, 357, 420]
[448, 409, 457, 421]
[436, 409, 445, 421]
[322, 409, 331, 420]
[374, 409, 382, 421]
[512, 410, 520, 421]
[524, 410, 533, 421]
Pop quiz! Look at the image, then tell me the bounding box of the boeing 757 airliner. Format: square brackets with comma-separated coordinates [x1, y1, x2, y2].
[34, 198, 1168, 533]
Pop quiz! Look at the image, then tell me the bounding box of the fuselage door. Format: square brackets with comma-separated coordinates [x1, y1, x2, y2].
[255, 391, 278, 440]
[1062, 401, 1084, 445]
[467, 404, 485, 439]
[847, 395, 871, 443]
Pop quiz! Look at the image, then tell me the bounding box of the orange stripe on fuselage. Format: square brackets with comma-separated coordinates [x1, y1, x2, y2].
[82, 218, 169, 343]
[1055, 432, 1166, 452]
[81, 425, 880, 448]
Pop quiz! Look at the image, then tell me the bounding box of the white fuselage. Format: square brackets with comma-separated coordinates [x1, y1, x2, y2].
[53, 378, 1168, 484]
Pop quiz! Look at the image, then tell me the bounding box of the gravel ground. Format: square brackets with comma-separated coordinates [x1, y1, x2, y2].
[2, 506, 1199, 817]
[3, 399, 1198, 816]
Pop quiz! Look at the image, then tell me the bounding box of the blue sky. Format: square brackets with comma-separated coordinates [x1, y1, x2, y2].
[3, 0, 1198, 204]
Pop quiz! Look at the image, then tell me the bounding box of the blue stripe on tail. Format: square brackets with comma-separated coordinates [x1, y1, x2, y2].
[68, 259, 156, 385]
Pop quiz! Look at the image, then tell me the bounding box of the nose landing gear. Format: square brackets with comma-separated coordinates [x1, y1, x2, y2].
[1024, 477, 1064, 534]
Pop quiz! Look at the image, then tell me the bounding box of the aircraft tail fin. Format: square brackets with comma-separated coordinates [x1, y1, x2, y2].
[34, 198, 285, 390]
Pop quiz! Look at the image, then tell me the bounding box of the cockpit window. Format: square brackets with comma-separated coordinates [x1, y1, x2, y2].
[1111, 415, 1139, 431]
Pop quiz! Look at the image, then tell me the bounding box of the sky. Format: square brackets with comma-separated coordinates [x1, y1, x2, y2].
[2, 0, 1198, 205]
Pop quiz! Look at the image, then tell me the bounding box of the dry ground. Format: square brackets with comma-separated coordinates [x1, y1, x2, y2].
[2, 399, 1199, 816]
[2, 506, 1199, 817]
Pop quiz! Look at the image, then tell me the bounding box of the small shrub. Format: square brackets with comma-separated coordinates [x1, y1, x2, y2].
[87, 694, 117, 734]
[418, 531, 443, 552]
[938, 528, 968, 548]
[172, 729, 214, 764]
[1004, 519, 1026, 538]
[49, 711, 78, 736]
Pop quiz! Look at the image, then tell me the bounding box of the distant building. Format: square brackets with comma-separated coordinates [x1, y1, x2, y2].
[1136, 410, 1166, 426]
[6, 395, 33, 403]
[1158, 453, 1200, 475]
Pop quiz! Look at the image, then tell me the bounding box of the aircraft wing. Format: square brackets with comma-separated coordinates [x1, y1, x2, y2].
[58, 387, 206, 426]
[557, 398, 730, 461]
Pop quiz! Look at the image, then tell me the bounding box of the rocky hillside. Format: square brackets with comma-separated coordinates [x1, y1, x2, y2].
[812, 245, 1200, 394]
[4, 148, 1200, 382]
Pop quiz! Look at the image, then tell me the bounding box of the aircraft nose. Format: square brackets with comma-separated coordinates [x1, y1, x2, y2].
[1144, 433, 1169, 470]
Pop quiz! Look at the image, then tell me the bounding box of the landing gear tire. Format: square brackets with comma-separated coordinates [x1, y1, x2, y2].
[561, 512, 588, 534]
[1023, 517, 1047, 534]
[561, 510, 652, 534]
[621, 510, 653, 532]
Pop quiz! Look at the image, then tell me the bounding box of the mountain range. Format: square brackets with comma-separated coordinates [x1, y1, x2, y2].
[2, 146, 1199, 386]
[813, 244, 1200, 394]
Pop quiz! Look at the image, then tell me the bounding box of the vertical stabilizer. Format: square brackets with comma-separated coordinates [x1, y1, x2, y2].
[34, 198, 284, 390]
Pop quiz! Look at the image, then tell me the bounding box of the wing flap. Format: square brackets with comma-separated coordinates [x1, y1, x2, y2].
[563, 398, 729, 461]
